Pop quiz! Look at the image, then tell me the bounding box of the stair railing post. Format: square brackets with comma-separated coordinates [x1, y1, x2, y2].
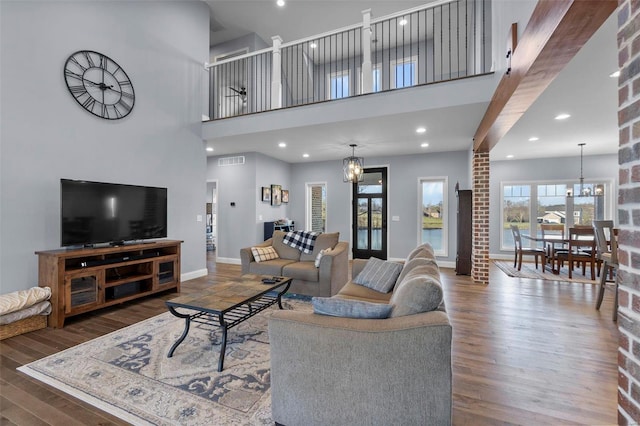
[361, 9, 373, 94]
[271, 35, 283, 109]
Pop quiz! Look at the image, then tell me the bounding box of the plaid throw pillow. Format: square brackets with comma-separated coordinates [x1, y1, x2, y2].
[251, 246, 279, 263]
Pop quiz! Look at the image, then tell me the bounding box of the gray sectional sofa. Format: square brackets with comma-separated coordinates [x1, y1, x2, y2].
[268, 243, 452, 426]
[240, 231, 349, 297]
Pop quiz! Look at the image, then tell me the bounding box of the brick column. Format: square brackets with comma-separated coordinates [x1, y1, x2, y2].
[472, 151, 490, 284]
[618, 1, 640, 423]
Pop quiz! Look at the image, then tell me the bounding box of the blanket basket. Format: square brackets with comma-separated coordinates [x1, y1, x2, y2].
[0, 315, 47, 340]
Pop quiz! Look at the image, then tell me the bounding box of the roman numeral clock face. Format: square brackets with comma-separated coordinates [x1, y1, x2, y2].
[64, 50, 135, 120]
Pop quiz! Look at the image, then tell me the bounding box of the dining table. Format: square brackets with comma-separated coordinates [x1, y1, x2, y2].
[521, 233, 567, 274]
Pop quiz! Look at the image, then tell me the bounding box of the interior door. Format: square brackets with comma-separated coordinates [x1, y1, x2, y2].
[352, 167, 387, 259]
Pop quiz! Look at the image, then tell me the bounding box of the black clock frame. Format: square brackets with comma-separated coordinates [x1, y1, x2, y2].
[63, 50, 135, 120]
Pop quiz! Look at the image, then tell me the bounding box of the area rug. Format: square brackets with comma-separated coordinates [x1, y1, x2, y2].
[494, 260, 598, 284]
[18, 299, 311, 426]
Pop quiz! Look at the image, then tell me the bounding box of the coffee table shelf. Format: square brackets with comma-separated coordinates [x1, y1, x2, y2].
[166, 275, 291, 371]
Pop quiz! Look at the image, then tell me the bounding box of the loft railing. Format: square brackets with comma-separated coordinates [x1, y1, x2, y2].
[206, 0, 491, 121]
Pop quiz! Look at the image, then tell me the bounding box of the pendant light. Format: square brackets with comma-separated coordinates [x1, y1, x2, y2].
[343, 144, 364, 183]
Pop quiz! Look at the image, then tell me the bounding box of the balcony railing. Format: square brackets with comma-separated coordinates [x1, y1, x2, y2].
[207, 0, 491, 121]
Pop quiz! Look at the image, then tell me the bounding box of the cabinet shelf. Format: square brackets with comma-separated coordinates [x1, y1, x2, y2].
[36, 240, 182, 328]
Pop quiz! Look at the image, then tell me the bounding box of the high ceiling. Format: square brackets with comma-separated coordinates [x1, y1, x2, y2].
[203, 0, 619, 163]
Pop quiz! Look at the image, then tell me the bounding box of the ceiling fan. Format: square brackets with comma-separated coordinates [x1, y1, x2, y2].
[226, 86, 247, 104]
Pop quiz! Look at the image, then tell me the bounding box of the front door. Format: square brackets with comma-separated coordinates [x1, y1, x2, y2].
[352, 167, 387, 259]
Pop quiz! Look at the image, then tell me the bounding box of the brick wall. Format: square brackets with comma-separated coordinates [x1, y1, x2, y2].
[472, 151, 490, 284]
[618, 1, 640, 422]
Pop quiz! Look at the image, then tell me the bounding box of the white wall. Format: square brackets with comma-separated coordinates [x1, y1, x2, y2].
[0, 1, 210, 293]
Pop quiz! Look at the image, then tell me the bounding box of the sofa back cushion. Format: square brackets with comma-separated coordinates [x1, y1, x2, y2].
[390, 273, 443, 317]
[272, 231, 302, 260]
[406, 243, 436, 262]
[396, 257, 439, 287]
[300, 232, 339, 262]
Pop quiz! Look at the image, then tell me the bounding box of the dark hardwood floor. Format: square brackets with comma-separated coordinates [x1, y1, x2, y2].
[1, 253, 619, 425]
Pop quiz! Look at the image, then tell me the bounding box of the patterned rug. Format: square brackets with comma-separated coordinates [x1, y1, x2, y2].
[494, 260, 598, 284]
[18, 298, 311, 426]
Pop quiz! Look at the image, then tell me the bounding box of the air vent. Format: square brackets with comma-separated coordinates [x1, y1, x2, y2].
[218, 156, 245, 166]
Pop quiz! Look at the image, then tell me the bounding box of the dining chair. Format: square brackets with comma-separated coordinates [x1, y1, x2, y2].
[540, 223, 565, 263]
[510, 225, 546, 271]
[554, 227, 596, 280]
[593, 220, 619, 321]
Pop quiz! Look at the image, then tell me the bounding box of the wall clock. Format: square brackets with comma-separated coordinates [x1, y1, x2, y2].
[63, 50, 135, 120]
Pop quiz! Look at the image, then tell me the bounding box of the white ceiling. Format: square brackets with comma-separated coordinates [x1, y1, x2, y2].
[203, 1, 619, 163]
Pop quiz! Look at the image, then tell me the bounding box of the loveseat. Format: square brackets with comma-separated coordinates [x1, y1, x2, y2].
[268, 244, 452, 426]
[240, 230, 349, 297]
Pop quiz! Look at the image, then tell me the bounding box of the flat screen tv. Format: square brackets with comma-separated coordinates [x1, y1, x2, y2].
[61, 179, 168, 247]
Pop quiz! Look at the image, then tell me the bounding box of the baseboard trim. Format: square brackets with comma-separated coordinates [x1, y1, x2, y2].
[181, 268, 208, 282]
[216, 257, 241, 265]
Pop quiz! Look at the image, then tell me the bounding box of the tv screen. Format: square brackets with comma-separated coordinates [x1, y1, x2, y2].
[61, 179, 168, 247]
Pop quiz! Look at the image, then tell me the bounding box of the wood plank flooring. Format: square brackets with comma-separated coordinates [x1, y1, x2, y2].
[0, 256, 619, 425]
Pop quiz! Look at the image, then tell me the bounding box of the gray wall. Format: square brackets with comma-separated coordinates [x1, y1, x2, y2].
[490, 153, 619, 256]
[205, 152, 292, 261]
[0, 1, 210, 293]
[208, 149, 469, 263]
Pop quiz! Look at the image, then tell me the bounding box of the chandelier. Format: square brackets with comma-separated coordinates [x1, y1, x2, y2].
[566, 143, 603, 197]
[343, 144, 364, 183]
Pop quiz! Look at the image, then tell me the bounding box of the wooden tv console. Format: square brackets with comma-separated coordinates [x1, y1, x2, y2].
[36, 240, 182, 328]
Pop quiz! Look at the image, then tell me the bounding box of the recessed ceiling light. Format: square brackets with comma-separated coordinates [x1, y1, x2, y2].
[610, 70, 620, 78]
[416, 127, 426, 134]
[206, 147, 214, 152]
[506, 154, 514, 159]
[278, 142, 286, 148]
[310, 42, 317, 49]
[528, 137, 539, 142]
[399, 18, 408, 26]
[303, 153, 309, 158]
[421, 142, 429, 148]
[276, 0, 285, 6]
[555, 113, 571, 120]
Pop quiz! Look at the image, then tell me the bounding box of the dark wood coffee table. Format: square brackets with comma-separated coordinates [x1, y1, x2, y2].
[165, 274, 291, 371]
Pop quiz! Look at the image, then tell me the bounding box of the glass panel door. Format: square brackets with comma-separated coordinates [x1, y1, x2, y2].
[352, 167, 387, 259]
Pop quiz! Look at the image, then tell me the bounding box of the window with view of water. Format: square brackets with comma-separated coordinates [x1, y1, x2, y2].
[500, 180, 612, 250]
[502, 185, 531, 249]
[420, 178, 447, 256]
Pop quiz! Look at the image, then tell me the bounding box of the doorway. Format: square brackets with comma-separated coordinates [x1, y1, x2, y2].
[352, 167, 387, 259]
[206, 181, 217, 269]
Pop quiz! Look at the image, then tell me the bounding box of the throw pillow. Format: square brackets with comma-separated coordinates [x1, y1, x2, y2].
[312, 297, 392, 319]
[389, 274, 443, 317]
[251, 246, 279, 263]
[314, 248, 330, 268]
[353, 257, 403, 293]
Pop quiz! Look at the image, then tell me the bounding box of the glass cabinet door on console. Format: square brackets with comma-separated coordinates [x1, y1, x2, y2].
[65, 269, 104, 313]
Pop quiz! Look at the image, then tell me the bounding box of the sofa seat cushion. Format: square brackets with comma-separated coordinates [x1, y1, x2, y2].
[336, 281, 393, 303]
[271, 231, 302, 261]
[312, 297, 392, 319]
[249, 259, 297, 276]
[282, 261, 319, 282]
[300, 232, 339, 262]
[390, 274, 443, 317]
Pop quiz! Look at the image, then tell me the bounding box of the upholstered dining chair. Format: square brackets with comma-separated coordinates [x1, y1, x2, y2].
[593, 220, 619, 321]
[554, 227, 596, 280]
[510, 225, 545, 271]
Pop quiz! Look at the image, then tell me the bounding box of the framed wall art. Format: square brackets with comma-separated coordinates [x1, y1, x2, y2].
[261, 186, 271, 202]
[271, 184, 282, 206]
[282, 189, 289, 203]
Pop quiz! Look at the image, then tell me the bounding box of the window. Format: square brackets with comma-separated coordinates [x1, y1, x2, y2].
[372, 66, 382, 92]
[419, 178, 447, 256]
[391, 56, 417, 88]
[500, 180, 613, 250]
[306, 182, 326, 233]
[502, 185, 531, 249]
[328, 71, 349, 99]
